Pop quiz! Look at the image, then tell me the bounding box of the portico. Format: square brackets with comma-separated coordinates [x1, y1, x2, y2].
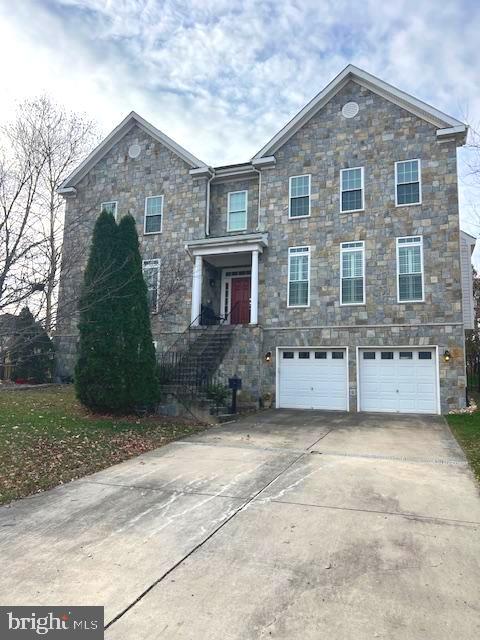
[185, 233, 268, 326]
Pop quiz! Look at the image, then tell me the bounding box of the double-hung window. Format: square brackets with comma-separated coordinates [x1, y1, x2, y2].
[340, 241, 365, 305]
[289, 175, 311, 218]
[100, 201, 117, 220]
[144, 196, 163, 234]
[395, 159, 421, 206]
[227, 191, 247, 231]
[142, 259, 160, 312]
[288, 246, 310, 307]
[340, 167, 364, 212]
[397, 236, 424, 302]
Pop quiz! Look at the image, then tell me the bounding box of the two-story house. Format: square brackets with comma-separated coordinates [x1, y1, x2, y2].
[56, 65, 474, 414]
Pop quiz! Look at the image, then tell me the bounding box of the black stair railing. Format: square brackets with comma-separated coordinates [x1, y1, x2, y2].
[157, 303, 240, 395]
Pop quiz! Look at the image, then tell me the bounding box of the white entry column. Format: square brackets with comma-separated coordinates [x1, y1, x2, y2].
[250, 249, 259, 325]
[191, 255, 203, 325]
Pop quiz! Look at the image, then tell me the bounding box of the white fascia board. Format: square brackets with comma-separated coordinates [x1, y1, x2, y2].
[185, 232, 268, 257]
[57, 186, 77, 196]
[252, 156, 276, 168]
[252, 64, 466, 160]
[436, 125, 467, 139]
[189, 166, 215, 178]
[58, 111, 209, 191]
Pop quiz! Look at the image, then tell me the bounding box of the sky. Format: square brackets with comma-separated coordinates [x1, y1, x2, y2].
[1, 0, 479, 253]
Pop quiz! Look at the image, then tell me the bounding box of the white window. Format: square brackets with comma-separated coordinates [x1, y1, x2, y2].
[340, 167, 364, 212]
[227, 191, 247, 231]
[289, 175, 311, 218]
[288, 246, 310, 307]
[144, 196, 163, 234]
[395, 159, 421, 206]
[340, 241, 365, 305]
[100, 201, 117, 220]
[396, 236, 424, 302]
[142, 259, 160, 312]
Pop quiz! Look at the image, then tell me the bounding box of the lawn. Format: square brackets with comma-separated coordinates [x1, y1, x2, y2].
[447, 409, 480, 483]
[0, 385, 206, 505]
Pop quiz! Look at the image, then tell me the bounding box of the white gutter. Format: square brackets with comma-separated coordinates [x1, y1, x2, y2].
[205, 172, 214, 236]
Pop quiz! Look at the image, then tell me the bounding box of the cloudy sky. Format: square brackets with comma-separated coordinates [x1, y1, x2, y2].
[1, 0, 479, 240]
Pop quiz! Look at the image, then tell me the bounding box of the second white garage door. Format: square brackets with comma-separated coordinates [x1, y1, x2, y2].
[277, 348, 348, 410]
[358, 348, 438, 414]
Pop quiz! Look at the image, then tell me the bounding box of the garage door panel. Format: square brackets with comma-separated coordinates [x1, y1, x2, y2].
[278, 349, 348, 411]
[359, 349, 437, 414]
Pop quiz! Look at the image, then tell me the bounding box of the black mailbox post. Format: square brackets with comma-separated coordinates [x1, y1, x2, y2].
[228, 375, 242, 414]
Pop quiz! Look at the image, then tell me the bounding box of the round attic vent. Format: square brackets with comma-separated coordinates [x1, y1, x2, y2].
[341, 101, 359, 118]
[128, 143, 141, 159]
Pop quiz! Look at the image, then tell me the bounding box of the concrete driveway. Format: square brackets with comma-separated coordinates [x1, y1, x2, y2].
[1, 410, 479, 639]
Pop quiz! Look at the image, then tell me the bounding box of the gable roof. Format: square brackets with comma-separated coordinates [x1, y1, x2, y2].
[59, 111, 208, 192]
[252, 65, 467, 160]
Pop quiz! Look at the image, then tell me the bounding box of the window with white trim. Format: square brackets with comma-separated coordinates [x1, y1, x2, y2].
[142, 259, 160, 312]
[227, 191, 247, 231]
[341, 241, 365, 305]
[340, 167, 364, 212]
[100, 201, 117, 219]
[288, 246, 310, 307]
[397, 236, 423, 302]
[289, 175, 311, 218]
[144, 196, 163, 234]
[395, 159, 421, 206]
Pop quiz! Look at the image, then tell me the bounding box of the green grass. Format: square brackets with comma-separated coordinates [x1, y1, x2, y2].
[0, 385, 206, 505]
[447, 409, 480, 483]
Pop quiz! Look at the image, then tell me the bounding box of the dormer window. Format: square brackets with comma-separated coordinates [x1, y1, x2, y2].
[227, 191, 247, 232]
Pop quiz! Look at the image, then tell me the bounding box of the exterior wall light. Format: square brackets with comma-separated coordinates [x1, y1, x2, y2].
[264, 351, 272, 363]
[444, 350, 451, 362]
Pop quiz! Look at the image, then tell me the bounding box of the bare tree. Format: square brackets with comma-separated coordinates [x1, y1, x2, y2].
[0, 115, 47, 314]
[17, 97, 99, 332]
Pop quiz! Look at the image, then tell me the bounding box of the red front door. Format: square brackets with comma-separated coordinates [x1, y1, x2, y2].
[230, 277, 251, 324]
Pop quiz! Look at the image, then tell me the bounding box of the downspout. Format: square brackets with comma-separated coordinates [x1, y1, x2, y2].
[205, 173, 214, 236]
[253, 168, 261, 230]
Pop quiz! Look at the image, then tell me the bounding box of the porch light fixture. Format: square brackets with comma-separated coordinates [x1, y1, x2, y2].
[209, 279, 216, 288]
[444, 350, 451, 362]
[264, 351, 272, 363]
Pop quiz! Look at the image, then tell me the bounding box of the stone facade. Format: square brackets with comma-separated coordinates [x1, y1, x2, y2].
[56, 77, 467, 413]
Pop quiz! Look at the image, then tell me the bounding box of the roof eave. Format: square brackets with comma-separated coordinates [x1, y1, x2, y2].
[58, 111, 209, 193]
[252, 64, 467, 160]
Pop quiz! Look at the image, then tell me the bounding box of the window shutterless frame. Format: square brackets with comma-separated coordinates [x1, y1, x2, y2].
[287, 246, 310, 308]
[144, 195, 164, 235]
[340, 241, 365, 305]
[142, 258, 161, 312]
[340, 167, 364, 213]
[100, 201, 117, 220]
[288, 174, 311, 219]
[396, 235, 424, 303]
[395, 159, 421, 207]
[227, 190, 248, 232]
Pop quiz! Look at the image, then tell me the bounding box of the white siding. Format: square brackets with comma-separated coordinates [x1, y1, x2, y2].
[460, 231, 476, 330]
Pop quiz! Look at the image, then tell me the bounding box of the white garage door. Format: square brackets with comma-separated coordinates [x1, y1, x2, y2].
[278, 348, 348, 410]
[358, 348, 438, 414]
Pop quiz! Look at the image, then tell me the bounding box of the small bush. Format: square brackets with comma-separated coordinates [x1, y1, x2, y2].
[206, 384, 229, 413]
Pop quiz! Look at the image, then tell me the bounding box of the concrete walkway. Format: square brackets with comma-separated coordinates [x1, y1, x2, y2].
[1, 410, 479, 639]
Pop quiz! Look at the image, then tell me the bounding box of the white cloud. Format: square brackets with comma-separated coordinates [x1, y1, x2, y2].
[0, 0, 479, 242]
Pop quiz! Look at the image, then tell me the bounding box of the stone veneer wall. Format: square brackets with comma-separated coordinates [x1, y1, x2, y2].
[261, 325, 465, 414]
[55, 80, 467, 412]
[55, 124, 207, 377]
[209, 178, 259, 237]
[215, 326, 263, 405]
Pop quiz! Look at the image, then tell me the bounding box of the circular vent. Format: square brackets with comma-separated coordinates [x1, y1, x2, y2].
[128, 143, 141, 159]
[341, 102, 359, 118]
